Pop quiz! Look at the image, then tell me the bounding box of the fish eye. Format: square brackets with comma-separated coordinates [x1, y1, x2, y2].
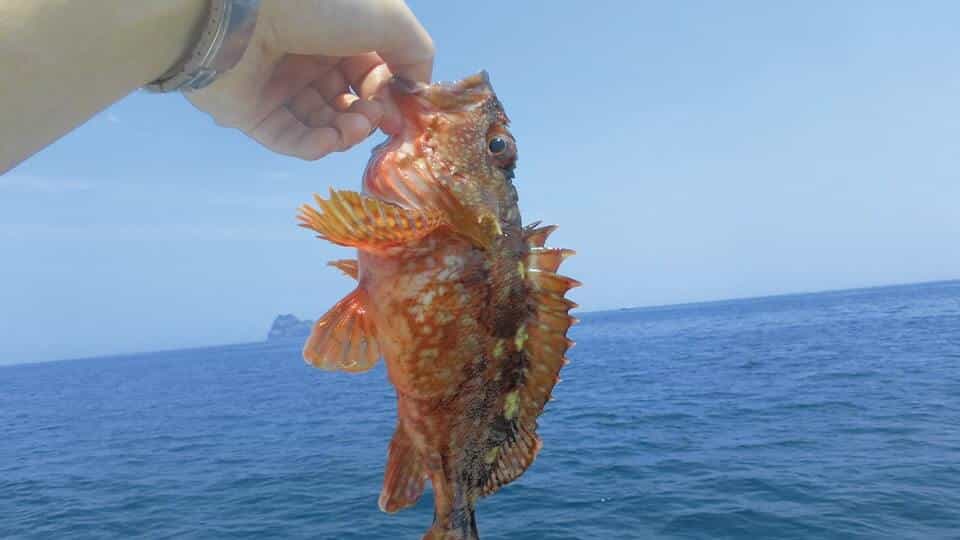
[488, 137, 507, 154]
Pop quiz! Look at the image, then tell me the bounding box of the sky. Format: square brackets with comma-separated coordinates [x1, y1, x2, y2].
[2, 1, 960, 364]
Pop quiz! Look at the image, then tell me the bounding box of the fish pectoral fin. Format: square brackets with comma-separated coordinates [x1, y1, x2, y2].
[328, 259, 358, 280]
[377, 160, 501, 251]
[303, 288, 380, 372]
[430, 181, 501, 251]
[299, 189, 444, 248]
[378, 424, 427, 513]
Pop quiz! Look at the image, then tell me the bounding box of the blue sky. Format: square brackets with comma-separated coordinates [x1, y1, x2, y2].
[3, 1, 959, 364]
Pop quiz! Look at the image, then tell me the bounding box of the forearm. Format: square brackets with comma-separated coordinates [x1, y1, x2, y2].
[0, 0, 206, 172]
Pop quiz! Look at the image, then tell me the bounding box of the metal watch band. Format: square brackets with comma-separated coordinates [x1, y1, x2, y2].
[145, 0, 260, 93]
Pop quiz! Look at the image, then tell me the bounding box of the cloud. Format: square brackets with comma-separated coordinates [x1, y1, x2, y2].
[0, 175, 92, 194]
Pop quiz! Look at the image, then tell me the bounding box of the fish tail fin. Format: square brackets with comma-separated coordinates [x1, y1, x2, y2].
[423, 470, 480, 540]
[378, 423, 426, 513]
[422, 506, 479, 540]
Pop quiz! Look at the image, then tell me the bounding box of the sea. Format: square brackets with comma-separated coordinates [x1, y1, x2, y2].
[2, 281, 959, 539]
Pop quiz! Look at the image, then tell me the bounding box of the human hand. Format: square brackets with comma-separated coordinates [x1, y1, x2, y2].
[186, 0, 433, 160]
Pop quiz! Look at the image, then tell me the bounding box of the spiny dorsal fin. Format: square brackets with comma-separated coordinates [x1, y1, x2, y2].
[477, 227, 577, 498]
[523, 223, 557, 247]
[527, 269, 581, 294]
[303, 288, 380, 372]
[379, 423, 427, 513]
[328, 259, 358, 280]
[518, 227, 579, 426]
[298, 189, 444, 248]
[527, 247, 575, 273]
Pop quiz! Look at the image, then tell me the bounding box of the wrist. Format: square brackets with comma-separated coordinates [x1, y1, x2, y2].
[119, 0, 209, 87]
[0, 0, 206, 172]
[147, 0, 211, 84]
[146, 0, 261, 93]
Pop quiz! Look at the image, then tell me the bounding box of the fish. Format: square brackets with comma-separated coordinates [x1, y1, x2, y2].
[297, 72, 578, 540]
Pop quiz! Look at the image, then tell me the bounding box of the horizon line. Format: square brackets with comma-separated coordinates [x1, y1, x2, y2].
[3, 276, 957, 368]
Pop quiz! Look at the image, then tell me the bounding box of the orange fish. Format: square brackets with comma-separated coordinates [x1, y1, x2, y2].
[298, 72, 578, 540]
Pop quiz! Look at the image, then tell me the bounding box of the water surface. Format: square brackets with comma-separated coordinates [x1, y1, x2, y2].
[2, 281, 959, 538]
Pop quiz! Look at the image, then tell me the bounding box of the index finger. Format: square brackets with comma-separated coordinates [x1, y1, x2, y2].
[276, 0, 434, 83]
[372, 1, 434, 83]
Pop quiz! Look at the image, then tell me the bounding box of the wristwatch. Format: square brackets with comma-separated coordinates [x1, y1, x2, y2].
[145, 0, 260, 93]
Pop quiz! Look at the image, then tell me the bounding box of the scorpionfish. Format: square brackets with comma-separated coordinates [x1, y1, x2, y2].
[298, 72, 578, 540]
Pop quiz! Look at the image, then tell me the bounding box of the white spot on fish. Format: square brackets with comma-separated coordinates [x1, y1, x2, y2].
[420, 289, 436, 307]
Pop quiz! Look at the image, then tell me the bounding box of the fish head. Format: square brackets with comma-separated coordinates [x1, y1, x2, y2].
[364, 72, 519, 224]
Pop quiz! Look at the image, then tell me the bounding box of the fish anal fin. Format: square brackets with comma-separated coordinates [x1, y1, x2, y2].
[328, 259, 358, 279]
[303, 288, 380, 372]
[298, 189, 444, 248]
[379, 425, 426, 513]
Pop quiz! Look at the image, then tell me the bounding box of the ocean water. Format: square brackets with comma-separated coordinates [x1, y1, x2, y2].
[2, 281, 960, 539]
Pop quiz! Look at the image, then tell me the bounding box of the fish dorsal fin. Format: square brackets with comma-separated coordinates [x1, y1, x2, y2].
[518, 226, 579, 425]
[523, 223, 557, 248]
[299, 189, 444, 248]
[328, 259, 358, 279]
[519, 272, 579, 424]
[479, 424, 542, 497]
[479, 226, 578, 498]
[303, 288, 380, 372]
[379, 423, 427, 513]
[526, 247, 574, 273]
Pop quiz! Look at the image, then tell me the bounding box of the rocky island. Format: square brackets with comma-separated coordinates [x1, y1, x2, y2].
[267, 314, 313, 341]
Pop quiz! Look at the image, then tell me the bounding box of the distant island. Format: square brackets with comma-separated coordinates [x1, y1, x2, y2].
[267, 314, 313, 341]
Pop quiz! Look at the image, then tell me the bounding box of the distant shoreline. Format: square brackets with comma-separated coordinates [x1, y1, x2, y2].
[4, 277, 957, 368]
[614, 277, 960, 313]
